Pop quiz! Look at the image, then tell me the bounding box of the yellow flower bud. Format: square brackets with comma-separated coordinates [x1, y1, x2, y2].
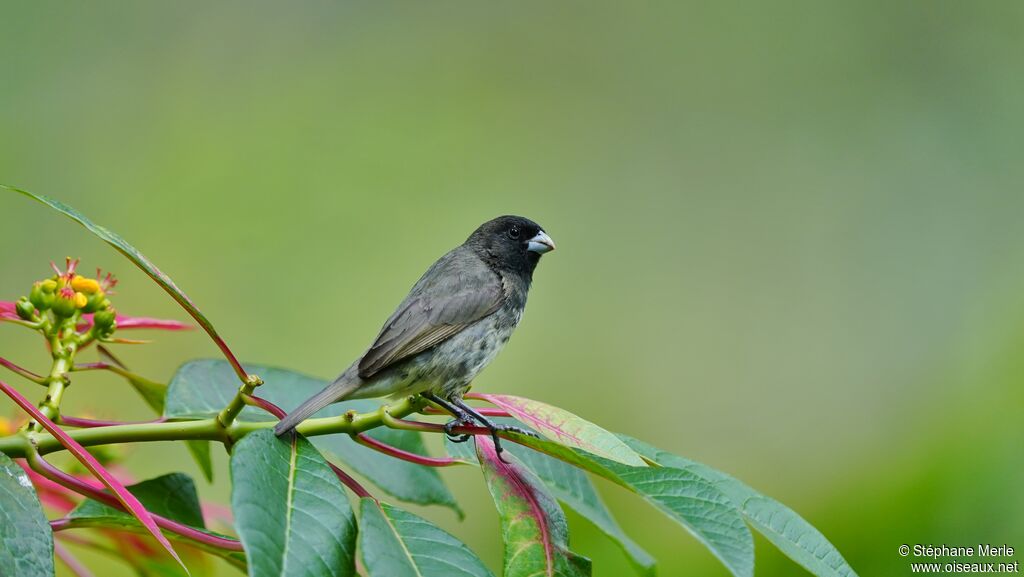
[73, 292, 88, 309]
[40, 279, 58, 293]
[71, 275, 101, 294]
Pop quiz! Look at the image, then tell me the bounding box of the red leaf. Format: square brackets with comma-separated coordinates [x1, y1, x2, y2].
[0, 301, 192, 331]
[470, 393, 647, 466]
[0, 379, 188, 573]
[82, 313, 193, 331]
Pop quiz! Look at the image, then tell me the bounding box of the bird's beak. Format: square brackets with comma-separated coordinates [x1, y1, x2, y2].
[527, 230, 556, 254]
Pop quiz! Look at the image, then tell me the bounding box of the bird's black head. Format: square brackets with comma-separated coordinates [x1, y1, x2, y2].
[465, 215, 555, 279]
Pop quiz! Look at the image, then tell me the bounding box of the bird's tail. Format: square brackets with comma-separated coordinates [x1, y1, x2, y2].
[273, 374, 361, 436]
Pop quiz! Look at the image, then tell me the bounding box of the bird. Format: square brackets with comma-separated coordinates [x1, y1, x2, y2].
[274, 215, 555, 455]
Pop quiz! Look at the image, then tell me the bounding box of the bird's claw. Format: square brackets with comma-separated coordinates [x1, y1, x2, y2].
[444, 417, 473, 443]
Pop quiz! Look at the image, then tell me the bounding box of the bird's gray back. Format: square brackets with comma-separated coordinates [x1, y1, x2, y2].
[356, 246, 504, 378]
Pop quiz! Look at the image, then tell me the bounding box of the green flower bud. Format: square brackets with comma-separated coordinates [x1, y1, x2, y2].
[29, 282, 55, 310]
[52, 288, 79, 318]
[93, 309, 117, 333]
[15, 298, 37, 321]
[81, 290, 108, 313]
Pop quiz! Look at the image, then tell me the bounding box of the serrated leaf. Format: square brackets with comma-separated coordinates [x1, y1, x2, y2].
[488, 432, 754, 577]
[167, 359, 459, 511]
[358, 499, 493, 577]
[472, 394, 645, 467]
[4, 184, 248, 382]
[446, 424, 654, 576]
[231, 429, 357, 577]
[619, 435, 858, 577]
[0, 452, 54, 577]
[476, 437, 592, 577]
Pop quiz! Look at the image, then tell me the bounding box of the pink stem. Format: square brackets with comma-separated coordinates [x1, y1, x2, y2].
[59, 416, 167, 428]
[328, 463, 373, 499]
[54, 540, 96, 577]
[34, 456, 244, 551]
[209, 334, 248, 385]
[0, 356, 44, 383]
[70, 362, 113, 371]
[242, 394, 376, 499]
[354, 433, 459, 467]
[241, 394, 286, 419]
[421, 406, 510, 417]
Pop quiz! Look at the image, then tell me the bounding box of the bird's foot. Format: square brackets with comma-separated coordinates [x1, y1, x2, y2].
[443, 416, 473, 443]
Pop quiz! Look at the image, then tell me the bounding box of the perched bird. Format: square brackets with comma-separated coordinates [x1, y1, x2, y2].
[274, 215, 555, 454]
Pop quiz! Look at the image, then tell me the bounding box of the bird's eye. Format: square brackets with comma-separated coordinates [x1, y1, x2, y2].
[508, 226, 521, 240]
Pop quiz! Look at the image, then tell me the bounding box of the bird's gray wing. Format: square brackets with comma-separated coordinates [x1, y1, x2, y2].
[357, 249, 503, 379]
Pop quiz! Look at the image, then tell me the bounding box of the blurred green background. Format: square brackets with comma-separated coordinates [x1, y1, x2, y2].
[2, 2, 1023, 575]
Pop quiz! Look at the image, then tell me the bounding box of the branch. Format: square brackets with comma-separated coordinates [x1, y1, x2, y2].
[0, 395, 523, 459]
[0, 396, 425, 457]
[59, 416, 167, 428]
[241, 393, 376, 498]
[31, 451, 243, 552]
[353, 433, 460, 467]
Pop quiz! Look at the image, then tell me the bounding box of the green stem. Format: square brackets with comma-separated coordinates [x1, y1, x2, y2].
[0, 396, 428, 458]
[32, 317, 87, 429]
[216, 374, 264, 430]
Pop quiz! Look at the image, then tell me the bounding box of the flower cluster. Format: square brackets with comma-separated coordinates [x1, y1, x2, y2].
[17, 258, 118, 339]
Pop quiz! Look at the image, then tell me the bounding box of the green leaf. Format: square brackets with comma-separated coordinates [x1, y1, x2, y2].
[126, 373, 168, 414]
[472, 394, 646, 467]
[507, 444, 655, 576]
[4, 184, 248, 383]
[0, 452, 54, 577]
[231, 429, 357, 577]
[318, 413, 462, 515]
[446, 426, 654, 576]
[62, 473, 246, 573]
[69, 472, 205, 527]
[619, 435, 858, 577]
[185, 441, 215, 483]
[444, 435, 478, 463]
[358, 499, 494, 577]
[167, 359, 459, 511]
[490, 432, 755, 577]
[476, 437, 592, 577]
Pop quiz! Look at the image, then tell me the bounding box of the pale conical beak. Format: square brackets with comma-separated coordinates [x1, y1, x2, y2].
[527, 230, 556, 254]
